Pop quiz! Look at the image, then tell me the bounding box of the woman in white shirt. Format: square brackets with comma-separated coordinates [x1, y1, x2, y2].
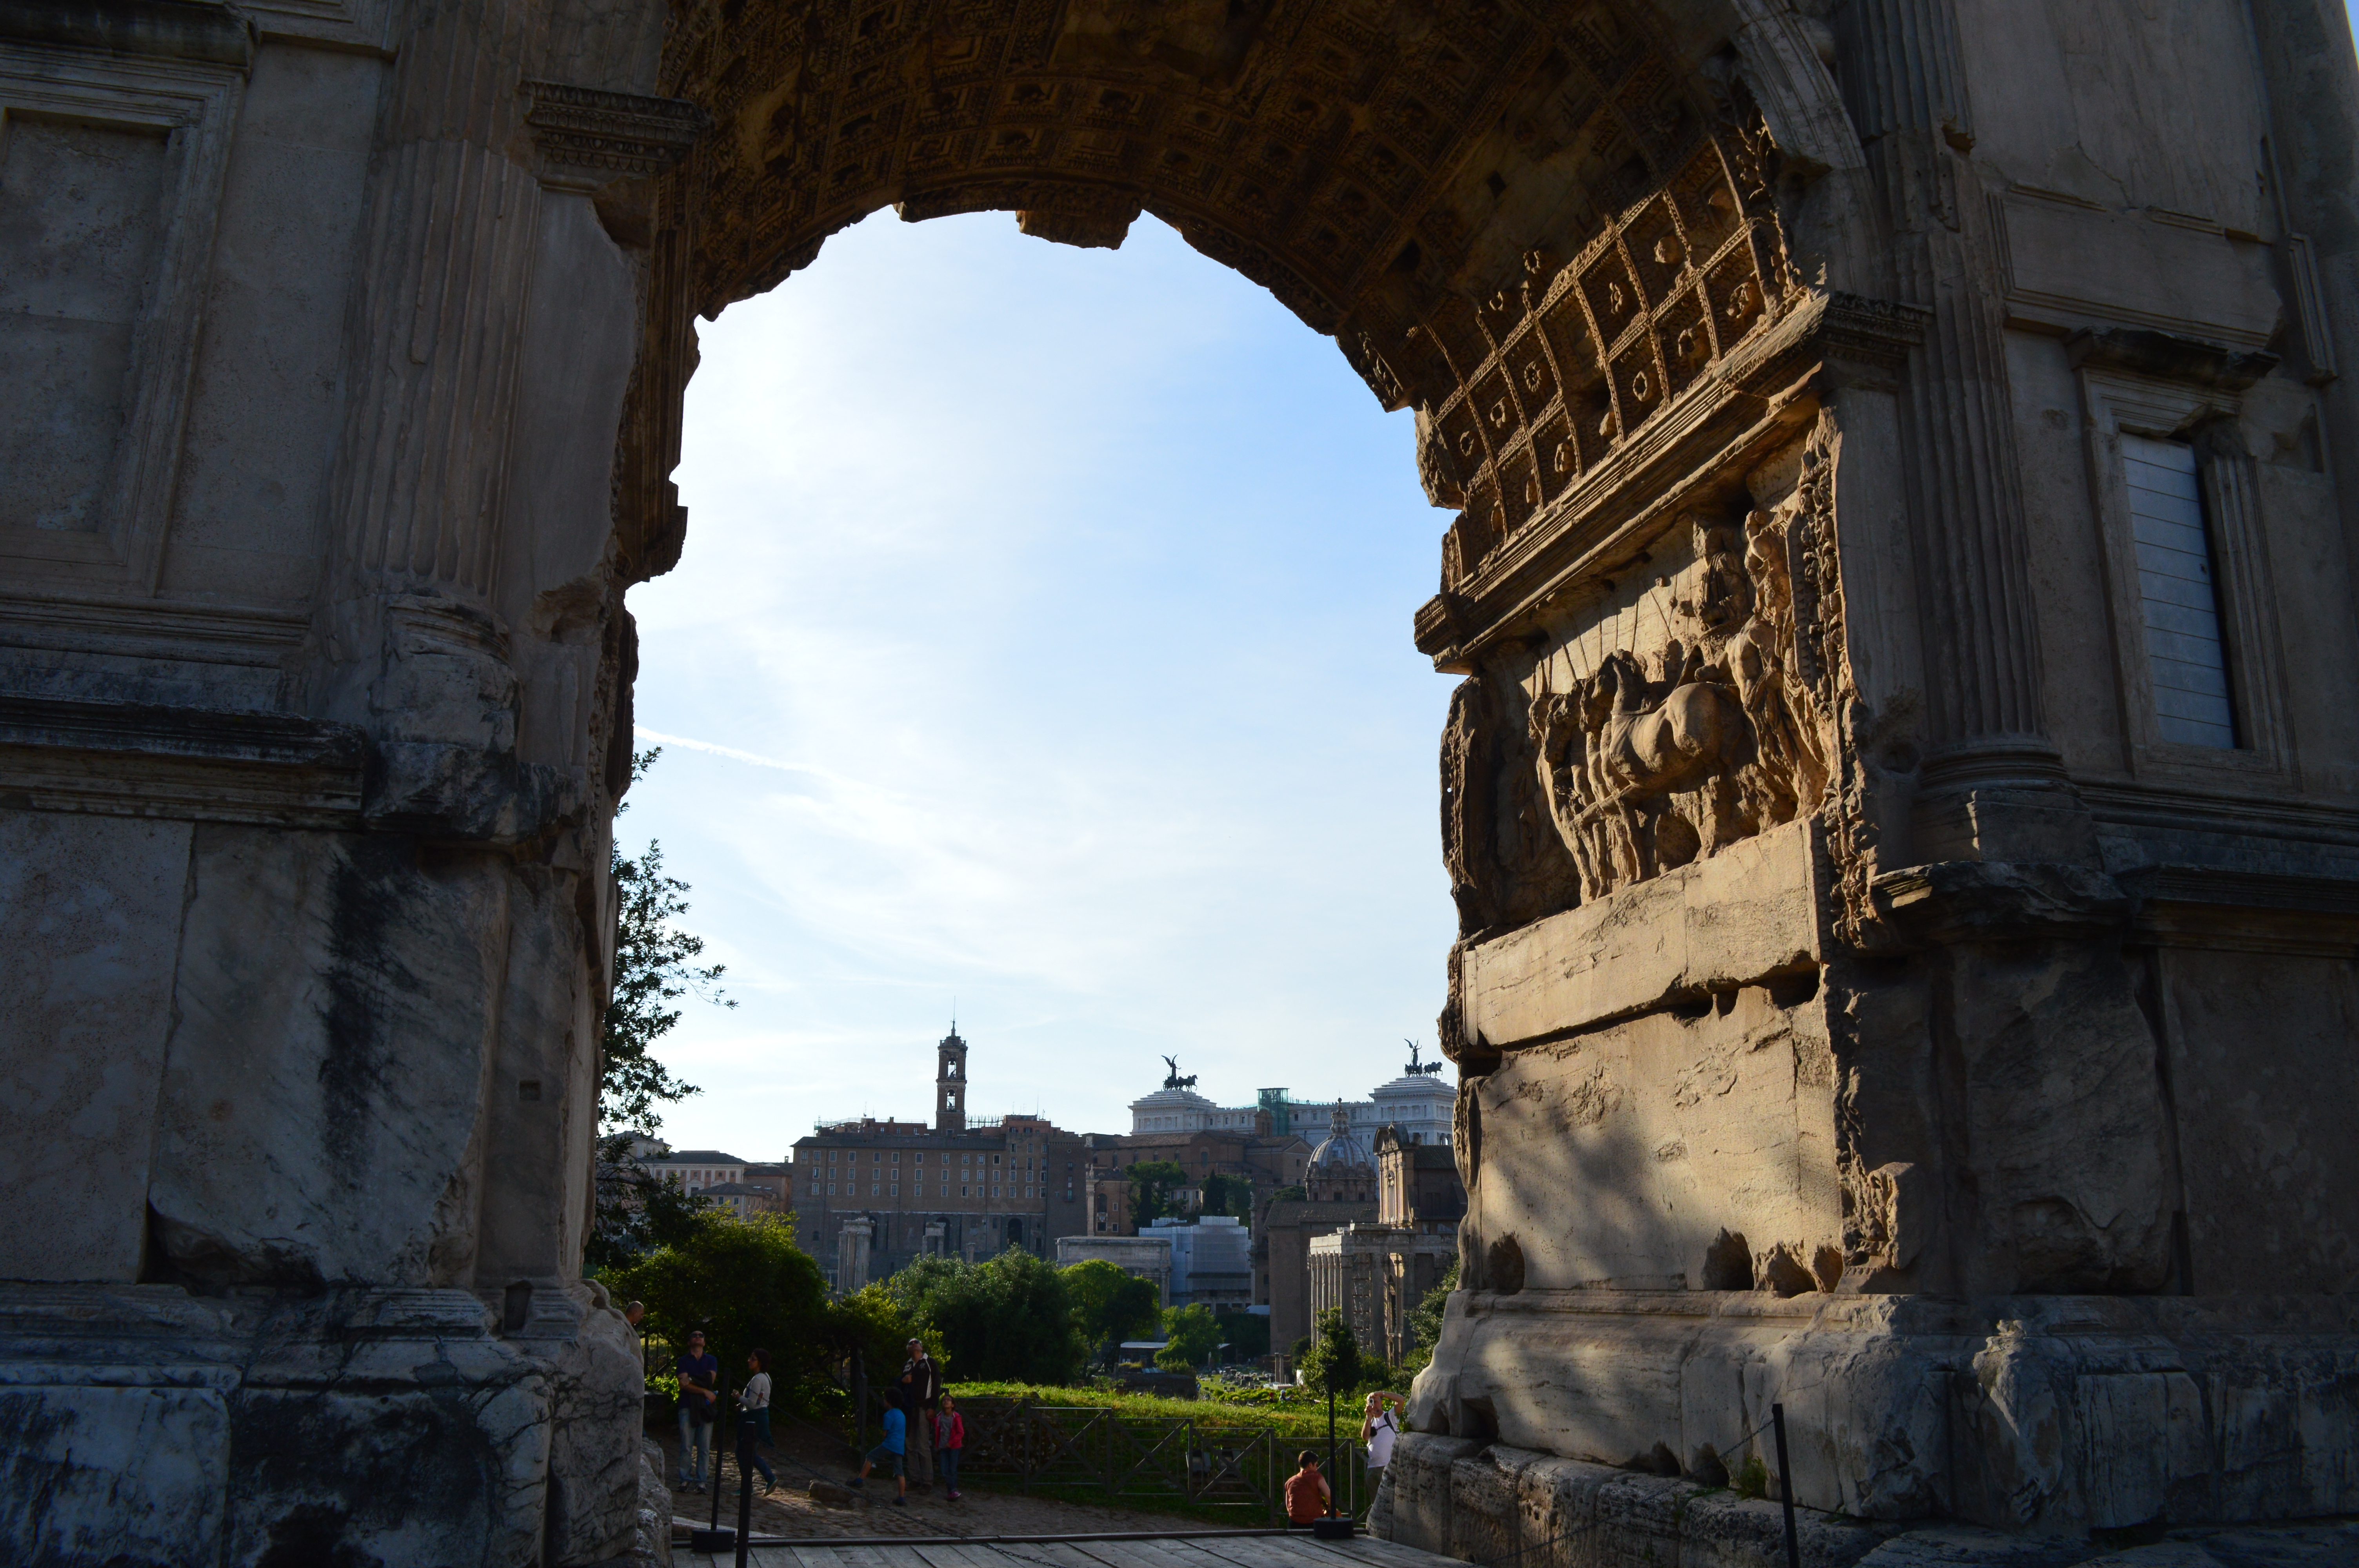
[738, 1349, 776, 1494]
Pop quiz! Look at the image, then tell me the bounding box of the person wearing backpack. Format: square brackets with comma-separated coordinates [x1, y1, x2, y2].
[1360, 1389, 1406, 1483]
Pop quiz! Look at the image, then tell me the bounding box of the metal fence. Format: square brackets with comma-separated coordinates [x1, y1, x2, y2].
[860, 1391, 1372, 1520]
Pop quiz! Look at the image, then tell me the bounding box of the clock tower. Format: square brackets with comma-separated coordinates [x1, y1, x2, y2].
[936, 1025, 968, 1133]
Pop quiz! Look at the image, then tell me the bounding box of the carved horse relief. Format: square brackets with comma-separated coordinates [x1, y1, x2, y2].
[1528, 481, 1840, 902]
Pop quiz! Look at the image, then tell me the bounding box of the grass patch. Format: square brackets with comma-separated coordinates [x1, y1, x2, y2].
[947, 1381, 1354, 1443]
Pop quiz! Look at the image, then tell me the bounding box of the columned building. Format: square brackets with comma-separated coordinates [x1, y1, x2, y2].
[1307, 1127, 1464, 1365]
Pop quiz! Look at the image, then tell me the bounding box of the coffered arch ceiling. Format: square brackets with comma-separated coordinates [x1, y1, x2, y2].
[654, 0, 1844, 611]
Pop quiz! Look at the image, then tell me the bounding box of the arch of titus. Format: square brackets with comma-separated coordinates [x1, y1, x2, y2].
[7, 0, 2359, 1561]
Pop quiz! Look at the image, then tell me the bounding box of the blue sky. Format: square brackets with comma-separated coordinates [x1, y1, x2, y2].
[623, 209, 1459, 1158]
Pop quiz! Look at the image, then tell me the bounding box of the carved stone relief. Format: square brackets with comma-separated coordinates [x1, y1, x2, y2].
[1522, 419, 1841, 904]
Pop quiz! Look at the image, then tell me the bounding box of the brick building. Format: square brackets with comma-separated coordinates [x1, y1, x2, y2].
[793, 1028, 1090, 1290]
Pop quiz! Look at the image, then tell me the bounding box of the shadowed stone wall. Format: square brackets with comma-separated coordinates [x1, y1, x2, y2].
[5, 0, 2359, 1562]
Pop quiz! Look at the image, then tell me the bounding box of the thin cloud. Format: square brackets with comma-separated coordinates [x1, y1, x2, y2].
[622, 209, 1456, 1152]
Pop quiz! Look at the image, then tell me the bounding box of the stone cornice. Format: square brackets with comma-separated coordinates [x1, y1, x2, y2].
[1412, 289, 1890, 670]
[0, 693, 365, 828]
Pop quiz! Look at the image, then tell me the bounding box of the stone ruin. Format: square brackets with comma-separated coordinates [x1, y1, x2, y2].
[5, 0, 2359, 1562]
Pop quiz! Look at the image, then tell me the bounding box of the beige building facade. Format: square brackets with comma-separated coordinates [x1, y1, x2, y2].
[1305, 1125, 1464, 1364]
[10, 0, 2359, 1561]
[793, 1031, 1089, 1288]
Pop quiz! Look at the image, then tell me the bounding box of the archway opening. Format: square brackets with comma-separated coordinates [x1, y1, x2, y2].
[615, 0, 1824, 1153]
[625, 205, 1455, 1147]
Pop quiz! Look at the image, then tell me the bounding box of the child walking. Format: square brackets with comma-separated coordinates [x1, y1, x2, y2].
[934, 1393, 965, 1501]
[850, 1386, 909, 1504]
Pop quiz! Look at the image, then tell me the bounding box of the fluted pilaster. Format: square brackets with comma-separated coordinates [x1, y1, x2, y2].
[327, 0, 545, 610]
[1840, 0, 2086, 857]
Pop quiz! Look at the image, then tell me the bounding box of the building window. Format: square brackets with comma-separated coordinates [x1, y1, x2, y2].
[961, 1185, 969, 1197]
[2123, 434, 2236, 748]
[871, 1184, 880, 1197]
[826, 1183, 835, 1196]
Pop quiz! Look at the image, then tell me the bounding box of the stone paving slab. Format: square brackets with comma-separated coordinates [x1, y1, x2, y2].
[680, 1535, 1460, 1568]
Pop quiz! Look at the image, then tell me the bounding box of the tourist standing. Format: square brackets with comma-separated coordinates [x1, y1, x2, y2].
[674, 1330, 720, 1491]
[934, 1393, 965, 1501]
[900, 1337, 941, 1487]
[738, 1348, 776, 1494]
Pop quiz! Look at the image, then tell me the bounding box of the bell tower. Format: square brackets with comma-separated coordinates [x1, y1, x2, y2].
[936, 1025, 968, 1133]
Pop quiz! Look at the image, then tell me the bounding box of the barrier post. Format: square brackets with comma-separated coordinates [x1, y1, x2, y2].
[735, 1414, 755, 1568]
[1770, 1403, 1800, 1568]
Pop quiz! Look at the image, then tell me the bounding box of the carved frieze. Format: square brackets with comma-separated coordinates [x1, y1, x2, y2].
[1524, 423, 1840, 903]
[523, 82, 709, 186]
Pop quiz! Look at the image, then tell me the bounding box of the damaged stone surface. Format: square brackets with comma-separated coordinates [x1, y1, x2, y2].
[10, 0, 2359, 1561]
[1375, 1436, 2359, 1568]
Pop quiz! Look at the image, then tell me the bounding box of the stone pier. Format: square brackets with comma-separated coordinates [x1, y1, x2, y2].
[6, 0, 2359, 1562]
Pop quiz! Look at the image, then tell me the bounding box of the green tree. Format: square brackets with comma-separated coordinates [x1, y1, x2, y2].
[832, 1283, 932, 1394]
[1155, 1302, 1222, 1371]
[1062, 1259, 1162, 1361]
[588, 749, 737, 1270]
[1214, 1307, 1270, 1361]
[1299, 1307, 1362, 1398]
[609, 1211, 833, 1412]
[588, 1161, 718, 1270]
[1126, 1160, 1188, 1227]
[1401, 1258, 1459, 1378]
[601, 748, 729, 1134]
[1198, 1171, 1255, 1220]
[885, 1250, 1087, 1383]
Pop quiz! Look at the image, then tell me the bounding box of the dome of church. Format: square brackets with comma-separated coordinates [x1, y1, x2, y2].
[1307, 1107, 1372, 1172]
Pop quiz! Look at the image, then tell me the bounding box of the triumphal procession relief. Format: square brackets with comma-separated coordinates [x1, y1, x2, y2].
[5, 0, 2359, 1561]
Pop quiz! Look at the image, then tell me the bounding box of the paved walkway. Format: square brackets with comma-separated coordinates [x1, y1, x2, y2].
[678, 1530, 1461, 1568]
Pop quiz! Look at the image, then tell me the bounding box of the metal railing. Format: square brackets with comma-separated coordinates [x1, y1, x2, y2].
[858, 1390, 1372, 1521]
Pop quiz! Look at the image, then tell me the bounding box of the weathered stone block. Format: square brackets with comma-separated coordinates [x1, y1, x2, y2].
[0, 810, 190, 1282]
[149, 826, 506, 1287]
[1461, 821, 1821, 1049]
[0, 1384, 230, 1567]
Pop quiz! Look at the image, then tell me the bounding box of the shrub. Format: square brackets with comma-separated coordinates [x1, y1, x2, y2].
[1298, 1308, 1361, 1399]
[610, 1211, 834, 1412]
[1399, 1258, 1459, 1378]
[885, 1250, 1087, 1383]
[1155, 1303, 1220, 1371]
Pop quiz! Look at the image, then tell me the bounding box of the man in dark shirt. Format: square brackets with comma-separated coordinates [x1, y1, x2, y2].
[900, 1338, 942, 1487]
[675, 1329, 720, 1490]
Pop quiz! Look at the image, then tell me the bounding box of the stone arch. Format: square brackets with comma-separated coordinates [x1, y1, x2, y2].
[614, 0, 1868, 595]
